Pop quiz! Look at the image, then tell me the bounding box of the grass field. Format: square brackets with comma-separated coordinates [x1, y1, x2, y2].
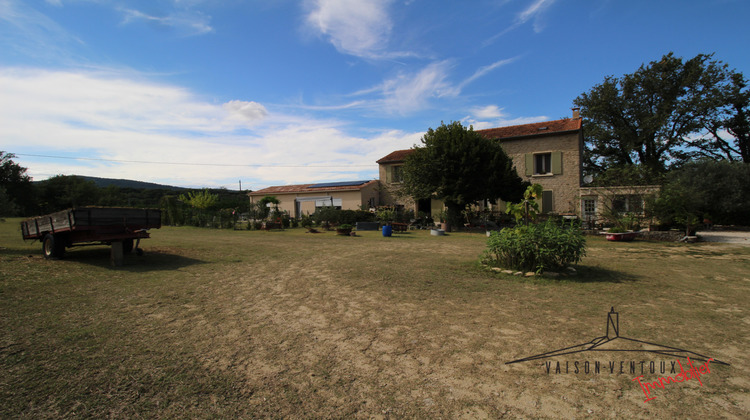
[1, 219, 749, 418]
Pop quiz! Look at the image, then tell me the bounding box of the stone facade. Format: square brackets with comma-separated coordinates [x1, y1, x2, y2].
[478, 118, 583, 215]
[377, 115, 585, 217]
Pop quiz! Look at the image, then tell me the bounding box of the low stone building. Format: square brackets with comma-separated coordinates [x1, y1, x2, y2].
[248, 180, 379, 218]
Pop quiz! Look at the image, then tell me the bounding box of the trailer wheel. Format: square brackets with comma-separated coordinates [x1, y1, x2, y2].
[123, 239, 134, 254]
[42, 234, 65, 259]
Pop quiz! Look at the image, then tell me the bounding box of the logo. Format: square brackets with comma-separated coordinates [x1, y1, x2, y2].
[507, 307, 729, 402]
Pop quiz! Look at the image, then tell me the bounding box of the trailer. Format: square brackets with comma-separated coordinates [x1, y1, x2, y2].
[20, 207, 161, 264]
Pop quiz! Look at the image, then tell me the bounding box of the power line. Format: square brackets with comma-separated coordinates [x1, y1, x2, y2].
[13, 153, 374, 168]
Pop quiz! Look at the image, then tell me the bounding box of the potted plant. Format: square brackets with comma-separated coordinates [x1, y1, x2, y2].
[604, 226, 637, 241]
[336, 223, 353, 236]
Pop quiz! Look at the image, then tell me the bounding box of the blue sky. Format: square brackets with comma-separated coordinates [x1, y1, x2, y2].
[2, 0, 748, 190]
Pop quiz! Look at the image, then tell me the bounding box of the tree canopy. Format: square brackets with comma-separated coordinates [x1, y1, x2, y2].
[0, 152, 34, 216]
[401, 121, 526, 226]
[574, 52, 749, 180]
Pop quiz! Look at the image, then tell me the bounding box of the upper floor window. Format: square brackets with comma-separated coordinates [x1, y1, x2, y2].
[525, 151, 562, 177]
[387, 165, 404, 183]
[535, 153, 551, 175]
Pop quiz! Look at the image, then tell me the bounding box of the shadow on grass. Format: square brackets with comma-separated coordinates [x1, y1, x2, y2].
[55, 247, 205, 272]
[564, 265, 639, 283]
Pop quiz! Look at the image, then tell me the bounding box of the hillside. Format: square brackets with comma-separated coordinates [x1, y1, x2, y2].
[75, 176, 187, 190]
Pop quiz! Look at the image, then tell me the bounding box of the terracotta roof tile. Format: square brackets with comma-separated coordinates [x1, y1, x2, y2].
[376, 149, 415, 163]
[249, 180, 378, 196]
[476, 118, 581, 140]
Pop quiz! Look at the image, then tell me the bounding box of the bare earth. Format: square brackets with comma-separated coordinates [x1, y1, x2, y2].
[2, 226, 750, 419]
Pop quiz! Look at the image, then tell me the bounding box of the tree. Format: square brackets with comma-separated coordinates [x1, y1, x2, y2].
[256, 195, 280, 220]
[179, 189, 219, 210]
[649, 159, 750, 228]
[691, 71, 750, 163]
[401, 121, 526, 230]
[37, 175, 100, 213]
[574, 52, 748, 178]
[0, 152, 34, 215]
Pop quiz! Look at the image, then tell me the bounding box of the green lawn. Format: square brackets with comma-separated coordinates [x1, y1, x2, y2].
[2, 219, 749, 418]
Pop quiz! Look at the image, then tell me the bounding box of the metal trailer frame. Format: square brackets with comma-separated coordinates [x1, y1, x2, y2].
[20, 207, 161, 265]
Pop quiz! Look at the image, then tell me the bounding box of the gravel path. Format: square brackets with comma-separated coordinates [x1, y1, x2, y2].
[697, 230, 750, 244]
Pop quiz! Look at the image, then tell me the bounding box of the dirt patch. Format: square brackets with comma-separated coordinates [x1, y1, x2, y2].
[2, 227, 749, 418]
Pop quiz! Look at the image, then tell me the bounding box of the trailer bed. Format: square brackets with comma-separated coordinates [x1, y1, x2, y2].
[21, 207, 161, 263]
[22, 207, 159, 238]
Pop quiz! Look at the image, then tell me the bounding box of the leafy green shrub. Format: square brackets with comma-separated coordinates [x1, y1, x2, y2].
[300, 215, 314, 229]
[482, 220, 586, 273]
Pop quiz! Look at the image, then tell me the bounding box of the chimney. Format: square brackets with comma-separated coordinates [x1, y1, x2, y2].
[572, 107, 580, 119]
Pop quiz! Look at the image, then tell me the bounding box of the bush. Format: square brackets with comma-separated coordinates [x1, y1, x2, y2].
[482, 220, 586, 273]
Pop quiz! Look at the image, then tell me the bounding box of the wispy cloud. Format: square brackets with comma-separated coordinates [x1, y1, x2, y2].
[379, 60, 457, 114]
[458, 57, 519, 90]
[0, 0, 83, 61]
[304, 0, 399, 59]
[483, 0, 557, 46]
[120, 8, 213, 36]
[463, 105, 548, 130]
[518, 0, 556, 30]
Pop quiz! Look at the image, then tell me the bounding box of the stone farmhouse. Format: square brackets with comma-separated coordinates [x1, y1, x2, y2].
[377, 112, 584, 219]
[249, 110, 643, 224]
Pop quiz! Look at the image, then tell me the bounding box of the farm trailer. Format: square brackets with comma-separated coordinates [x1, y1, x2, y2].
[20, 207, 161, 265]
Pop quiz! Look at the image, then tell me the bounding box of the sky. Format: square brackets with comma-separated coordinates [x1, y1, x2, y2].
[2, 0, 749, 190]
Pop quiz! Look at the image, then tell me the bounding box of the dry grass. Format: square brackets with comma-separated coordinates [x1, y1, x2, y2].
[1, 220, 749, 418]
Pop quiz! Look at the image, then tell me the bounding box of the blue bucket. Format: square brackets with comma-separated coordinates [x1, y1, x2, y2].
[382, 225, 392, 237]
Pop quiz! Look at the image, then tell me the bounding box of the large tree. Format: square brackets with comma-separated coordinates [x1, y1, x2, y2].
[401, 121, 526, 229]
[0, 152, 34, 216]
[574, 52, 749, 179]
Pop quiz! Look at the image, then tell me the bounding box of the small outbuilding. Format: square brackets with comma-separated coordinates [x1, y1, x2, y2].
[248, 180, 379, 218]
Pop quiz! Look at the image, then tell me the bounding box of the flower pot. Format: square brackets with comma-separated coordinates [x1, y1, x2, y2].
[430, 229, 445, 236]
[605, 232, 637, 241]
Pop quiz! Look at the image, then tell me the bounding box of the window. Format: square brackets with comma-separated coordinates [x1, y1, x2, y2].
[612, 194, 643, 214]
[315, 198, 342, 209]
[389, 165, 404, 183]
[525, 152, 562, 176]
[583, 198, 596, 216]
[535, 153, 551, 175]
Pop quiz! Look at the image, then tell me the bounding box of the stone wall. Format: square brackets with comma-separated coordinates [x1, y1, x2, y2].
[499, 131, 582, 214]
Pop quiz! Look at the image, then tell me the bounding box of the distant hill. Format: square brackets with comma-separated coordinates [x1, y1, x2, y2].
[69, 176, 187, 190]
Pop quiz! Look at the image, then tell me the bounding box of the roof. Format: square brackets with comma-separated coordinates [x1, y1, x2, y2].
[375, 118, 582, 164]
[249, 179, 378, 196]
[476, 117, 582, 140]
[376, 149, 414, 164]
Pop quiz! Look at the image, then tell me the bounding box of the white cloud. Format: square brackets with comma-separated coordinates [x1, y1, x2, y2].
[222, 100, 268, 123]
[472, 105, 506, 120]
[378, 61, 457, 114]
[304, 0, 393, 59]
[463, 106, 548, 130]
[0, 68, 420, 189]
